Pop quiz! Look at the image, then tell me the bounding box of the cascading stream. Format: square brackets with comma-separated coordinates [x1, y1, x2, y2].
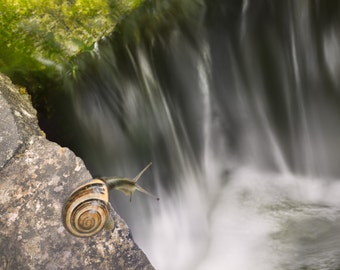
[62, 1, 340, 269]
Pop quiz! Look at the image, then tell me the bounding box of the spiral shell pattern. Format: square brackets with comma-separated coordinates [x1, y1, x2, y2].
[62, 179, 112, 237]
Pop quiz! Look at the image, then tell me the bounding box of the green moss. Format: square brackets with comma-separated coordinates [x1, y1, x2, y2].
[0, 0, 142, 76]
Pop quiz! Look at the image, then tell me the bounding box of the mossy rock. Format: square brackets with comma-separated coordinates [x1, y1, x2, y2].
[0, 0, 142, 78]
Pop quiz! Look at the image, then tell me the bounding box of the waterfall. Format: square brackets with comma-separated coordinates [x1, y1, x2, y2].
[62, 1, 340, 269]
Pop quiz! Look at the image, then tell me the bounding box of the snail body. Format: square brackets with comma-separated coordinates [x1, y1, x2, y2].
[62, 162, 158, 237]
[103, 162, 159, 201]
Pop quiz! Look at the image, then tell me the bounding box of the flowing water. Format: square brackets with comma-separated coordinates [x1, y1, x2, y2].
[61, 1, 340, 269]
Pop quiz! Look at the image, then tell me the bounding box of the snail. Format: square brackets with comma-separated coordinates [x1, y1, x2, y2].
[62, 178, 114, 238]
[62, 162, 159, 237]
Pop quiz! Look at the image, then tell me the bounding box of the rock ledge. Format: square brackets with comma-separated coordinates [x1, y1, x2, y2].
[0, 73, 154, 270]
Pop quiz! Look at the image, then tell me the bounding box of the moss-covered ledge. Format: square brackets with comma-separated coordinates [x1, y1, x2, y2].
[0, 73, 154, 269]
[0, 0, 142, 76]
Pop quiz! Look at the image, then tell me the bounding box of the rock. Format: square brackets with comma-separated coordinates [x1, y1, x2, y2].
[0, 73, 154, 270]
[0, 73, 40, 169]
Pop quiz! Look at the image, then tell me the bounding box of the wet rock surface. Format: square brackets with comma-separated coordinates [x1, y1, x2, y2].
[0, 73, 154, 270]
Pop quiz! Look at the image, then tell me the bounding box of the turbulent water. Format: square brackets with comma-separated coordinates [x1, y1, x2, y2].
[62, 1, 340, 269]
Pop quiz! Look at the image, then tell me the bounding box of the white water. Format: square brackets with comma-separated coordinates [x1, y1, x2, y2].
[64, 1, 340, 269]
[140, 165, 340, 270]
[132, 40, 340, 269]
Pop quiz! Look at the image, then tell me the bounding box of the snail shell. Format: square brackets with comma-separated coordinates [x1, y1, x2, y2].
[62, 179, 115, 237]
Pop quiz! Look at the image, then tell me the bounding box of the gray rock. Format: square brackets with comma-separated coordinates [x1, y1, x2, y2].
[0, 73, 40, 169]
[0, 74, 155, 270]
